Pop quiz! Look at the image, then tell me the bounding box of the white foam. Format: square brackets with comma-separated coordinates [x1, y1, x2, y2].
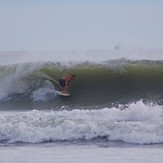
[0, 100, 162, 144]
[31, 80, 57, 102]
[0, 62, 45, 100]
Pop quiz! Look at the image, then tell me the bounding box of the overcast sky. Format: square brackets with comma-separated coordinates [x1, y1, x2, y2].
[0, 0, 163, 51]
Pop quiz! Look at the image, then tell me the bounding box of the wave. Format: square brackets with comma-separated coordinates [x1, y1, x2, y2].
[0, 101, 163, 144]
[1, 59, 163, 109]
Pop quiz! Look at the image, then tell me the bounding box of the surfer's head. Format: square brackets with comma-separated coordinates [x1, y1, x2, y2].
[71, 74, 76, 80]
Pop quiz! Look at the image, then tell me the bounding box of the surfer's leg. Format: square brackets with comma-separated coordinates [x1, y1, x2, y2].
[59, 79, 65, 88]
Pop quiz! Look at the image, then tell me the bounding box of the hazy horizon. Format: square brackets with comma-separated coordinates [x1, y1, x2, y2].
[0, 0, 163, 51]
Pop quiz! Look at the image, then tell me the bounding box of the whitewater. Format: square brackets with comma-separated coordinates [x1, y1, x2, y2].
[0, 100, 163, 144]
[0, 50, 163, 163]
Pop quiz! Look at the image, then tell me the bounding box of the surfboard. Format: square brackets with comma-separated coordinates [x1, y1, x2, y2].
[56, 90, 70, 96]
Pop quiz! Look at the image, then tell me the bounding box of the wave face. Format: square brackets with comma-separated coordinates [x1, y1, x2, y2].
[0, 101, 163, 144]
[0, 59, 163, 110]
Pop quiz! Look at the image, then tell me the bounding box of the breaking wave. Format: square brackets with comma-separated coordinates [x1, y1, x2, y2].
[0, 101, 163, 144]
[0, 59, 163, 109]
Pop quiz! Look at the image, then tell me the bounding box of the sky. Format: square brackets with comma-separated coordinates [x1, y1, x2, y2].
[0, 0, 163, 51]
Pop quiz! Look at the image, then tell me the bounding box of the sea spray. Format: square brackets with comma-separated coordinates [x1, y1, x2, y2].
[0, 101, 162, 144]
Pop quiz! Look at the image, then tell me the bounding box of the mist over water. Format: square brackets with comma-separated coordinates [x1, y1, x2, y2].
[0, 49, 163, 66]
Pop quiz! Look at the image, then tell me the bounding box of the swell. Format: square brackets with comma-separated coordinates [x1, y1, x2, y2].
[0, 59, 163, 109]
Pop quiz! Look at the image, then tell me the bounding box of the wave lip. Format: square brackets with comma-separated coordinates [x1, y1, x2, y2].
[0, 101, 163, 144]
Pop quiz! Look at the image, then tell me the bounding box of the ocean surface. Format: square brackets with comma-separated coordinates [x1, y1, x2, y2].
[0, 50, 163, 162]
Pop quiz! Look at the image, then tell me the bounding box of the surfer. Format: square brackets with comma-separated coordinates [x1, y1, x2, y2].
[59, 74, 76, 92]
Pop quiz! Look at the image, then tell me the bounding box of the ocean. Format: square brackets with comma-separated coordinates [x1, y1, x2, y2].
[0, 50, 163, 163]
